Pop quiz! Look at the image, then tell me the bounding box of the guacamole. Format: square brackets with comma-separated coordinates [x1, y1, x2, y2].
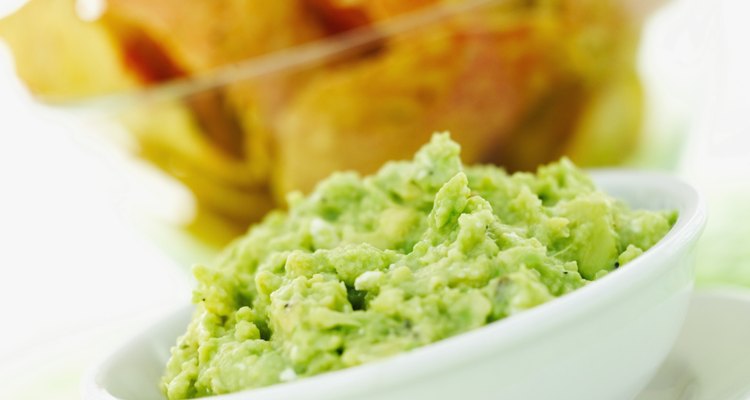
[162, 133, 675, 399]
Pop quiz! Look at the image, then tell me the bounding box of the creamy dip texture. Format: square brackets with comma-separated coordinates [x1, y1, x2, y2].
[162, 133, 676, 399]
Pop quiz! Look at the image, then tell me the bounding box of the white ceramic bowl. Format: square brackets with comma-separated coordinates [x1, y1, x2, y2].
[83, 170, 707, 400]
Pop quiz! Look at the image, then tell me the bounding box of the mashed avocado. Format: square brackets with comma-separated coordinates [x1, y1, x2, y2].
[162, 133, 676, 399]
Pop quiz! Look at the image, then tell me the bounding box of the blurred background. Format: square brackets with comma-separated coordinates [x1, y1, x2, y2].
[0, 0, 748, 398]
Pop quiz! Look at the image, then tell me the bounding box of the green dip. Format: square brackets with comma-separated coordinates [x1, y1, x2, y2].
[162, 133, 675, 399]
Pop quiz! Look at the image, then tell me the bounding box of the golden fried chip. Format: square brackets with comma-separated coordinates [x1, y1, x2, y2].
[0, 0, 139, 99]
[101, 0, 326, 75]
[273, 5, 572, 195]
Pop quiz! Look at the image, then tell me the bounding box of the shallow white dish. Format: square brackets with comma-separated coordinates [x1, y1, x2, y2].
[636, 289, 750, 400]
[83, 170, 707, 400]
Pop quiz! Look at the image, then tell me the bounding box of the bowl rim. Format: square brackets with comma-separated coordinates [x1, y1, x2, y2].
[40, 0, 509, 113]
[84, 169, 707, 400]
